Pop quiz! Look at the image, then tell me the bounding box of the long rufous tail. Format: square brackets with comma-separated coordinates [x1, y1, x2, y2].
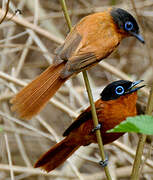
[10, 62, 67, 119]
[34, 138, 80, 172]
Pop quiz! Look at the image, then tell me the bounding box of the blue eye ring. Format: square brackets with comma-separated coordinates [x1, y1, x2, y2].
[125, 21, 133, 31]
[115, 86, 124, 95]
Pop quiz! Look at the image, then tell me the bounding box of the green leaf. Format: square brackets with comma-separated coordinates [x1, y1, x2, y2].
[107, 115, 153, 135]
[0, 128, 2, 132]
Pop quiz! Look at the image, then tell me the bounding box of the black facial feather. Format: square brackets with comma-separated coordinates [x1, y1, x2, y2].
[111, 8, 139, 34]
[100, 80, 132, 101]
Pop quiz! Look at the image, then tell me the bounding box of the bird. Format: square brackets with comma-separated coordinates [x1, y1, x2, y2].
[10, 8, 145, 119]
[34, 79, 145, 172]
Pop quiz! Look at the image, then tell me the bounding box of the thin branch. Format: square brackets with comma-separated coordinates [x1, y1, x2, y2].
[36, 116, 60, 142]
[0, 30, 27, 43]
[0, 70, 27, 86]
[14, 36, 33, 77]
[0, 164, 75, 178]
[26, 0, 153, 22]
[0, 8, 64, 44]
[0, 111, 54, 140]
[59, 0, 72, 29]
[131, 84, 153, 180]
[4, 133, 15, 180]
[0, 0, 10, 24]
[113, 141, 153, 169]
[0, 163, 152, 180]
[0, 125, 47, 137]
[59, 0, 112, 179]
[130, 0, 152, 179]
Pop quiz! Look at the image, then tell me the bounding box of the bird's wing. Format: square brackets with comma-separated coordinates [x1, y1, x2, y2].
[60, 52, 97, 78]
[63, 98, 104, 137]
[63, 110, 92, 136]
[53, 26, 98, 78]
[54, 28, 82, 62]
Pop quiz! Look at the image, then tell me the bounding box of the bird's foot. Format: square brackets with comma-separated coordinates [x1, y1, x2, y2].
[99, 156, 108, 167]
[92, 123, 101, 133]
[99, 152, 108, 167]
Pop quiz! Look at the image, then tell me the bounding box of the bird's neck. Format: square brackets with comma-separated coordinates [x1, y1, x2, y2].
[108, 92, 138, 115]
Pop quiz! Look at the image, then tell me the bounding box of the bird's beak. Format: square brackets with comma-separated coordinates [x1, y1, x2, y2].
[130, 32, 145, 44]
[127, 80, 145, 94]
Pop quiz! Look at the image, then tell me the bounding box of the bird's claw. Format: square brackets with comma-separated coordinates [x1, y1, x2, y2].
[92, 124, 101, 132]
[99, 152, 108, 167]
[99, 158, 108, 167]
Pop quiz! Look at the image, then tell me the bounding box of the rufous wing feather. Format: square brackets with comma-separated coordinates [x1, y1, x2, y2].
[10, 62, 67, 119]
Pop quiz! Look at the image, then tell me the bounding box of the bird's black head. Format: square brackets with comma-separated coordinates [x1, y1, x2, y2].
[101, 80, 145, 101]
[111, 8, 145, 43]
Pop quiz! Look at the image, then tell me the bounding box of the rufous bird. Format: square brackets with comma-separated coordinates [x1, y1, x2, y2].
[11, 8, 144, 119]
[34, 80, 145, 172]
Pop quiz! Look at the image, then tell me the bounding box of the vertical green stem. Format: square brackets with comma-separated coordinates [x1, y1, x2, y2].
[131, 134, 146, 180]
[59, 0, 112, 179]
[131, 84, 153, 180]
[130, 0, 152, 179]
[59, 0, 72, 29]
[83, 71, 112, 180]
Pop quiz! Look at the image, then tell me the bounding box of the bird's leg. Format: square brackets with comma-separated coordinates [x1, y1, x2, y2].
[91, 123, 101, 133]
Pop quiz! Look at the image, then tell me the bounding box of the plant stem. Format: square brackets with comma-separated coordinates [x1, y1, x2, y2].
[0, 0, 10, 24]
[59, 0, 72, 29]
[59, 0, 112, 179]
[131, 84, 153, 180]
[130, 0, 153, 179]
[82, 71, 112, 180]
[131, 135, 146, 180]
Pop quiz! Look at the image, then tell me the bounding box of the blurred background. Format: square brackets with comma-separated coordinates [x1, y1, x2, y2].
[0, 0, 152, 179]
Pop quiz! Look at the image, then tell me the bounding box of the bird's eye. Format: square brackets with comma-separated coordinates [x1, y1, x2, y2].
[115, 86, 124, 95]
[125, 21, 133, 31]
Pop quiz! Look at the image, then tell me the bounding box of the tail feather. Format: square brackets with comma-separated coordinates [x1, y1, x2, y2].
[34, 138, 80, 172]
[11, 62, 67, 119]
